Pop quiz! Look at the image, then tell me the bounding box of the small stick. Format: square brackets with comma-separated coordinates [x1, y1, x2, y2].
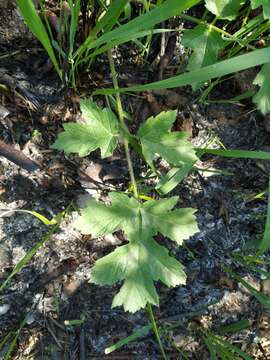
[0, 140, 39, 172]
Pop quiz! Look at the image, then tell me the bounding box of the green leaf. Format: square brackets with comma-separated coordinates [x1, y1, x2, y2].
[229, 269, 270, 311]
[204, 336, 218, 360]
[74, 193, 138, 236]
[258, 176, 270, 253]
[250, 0, 270, 19]
[216, 319, 251, 335]
[198, 147, 270, 160]
[156, 163, 196, 195]
[182, 25, 225, 87]
[16, 0, 61, 78]
[94, 47, 270, 95]
[75, 0, 200, 60]
[74, 193, 199, 312]
[137, 111, 198, 169]
[105, 324, 151, 354]
[253, 63, 270, 114]
[51, 99, 119, 158]
[205, 0, 245, 19]
[94, 238, 186, 312]
[213, 336, 253, 360]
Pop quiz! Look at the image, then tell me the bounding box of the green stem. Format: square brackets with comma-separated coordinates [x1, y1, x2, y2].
[107, 49, 138, 198]
[146, 303, 167, 360]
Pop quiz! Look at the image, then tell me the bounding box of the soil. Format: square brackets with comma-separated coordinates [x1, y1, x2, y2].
[1, 3, 270, 360]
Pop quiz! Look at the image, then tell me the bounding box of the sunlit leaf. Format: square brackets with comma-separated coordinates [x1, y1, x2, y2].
[205, 0, 245, 19]
[51, 99, 119, 158]
[74, 193, 199, 312]
[137, 111, 198, 168]
[182, 24, 225, 88]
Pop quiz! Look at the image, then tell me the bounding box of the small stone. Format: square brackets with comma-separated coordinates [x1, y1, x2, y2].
[25, 312, 35, 324]
[0, 303, 10, 315]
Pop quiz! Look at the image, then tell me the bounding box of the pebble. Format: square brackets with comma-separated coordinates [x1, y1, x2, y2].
[0, 304, 10, 316]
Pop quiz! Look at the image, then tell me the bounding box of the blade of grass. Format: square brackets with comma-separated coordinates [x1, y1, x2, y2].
[156, 162, 196, 195]
[84, 28, 173, 61]
[213, 336, 253, 360]
[94, 0, 130, 36]
[74, 0, 200, 60]
[216, 319, 251, 335]
[0, 333, 12, 351]
[203, 336, 218, 360]
[258, 176, 270, 254]
[75, 0, 130, 61]
[93, 48, 270, 95]
[206, 90, 255, 105]
[0, 209, 58, 225]
[228, 269, 270, 311]
[67, 0, 80, 56]
[105, 325, 151, 354]
[198, 148, 270, 161]
[2, 317, 27, 360]
[16, 0, 62, 79]
[0, 204, 73, 292]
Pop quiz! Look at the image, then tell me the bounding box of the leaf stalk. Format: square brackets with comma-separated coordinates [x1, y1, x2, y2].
[107, 48, 138, 198]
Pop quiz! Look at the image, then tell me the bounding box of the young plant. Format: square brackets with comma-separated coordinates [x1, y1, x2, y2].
[52, 97, 200, 313]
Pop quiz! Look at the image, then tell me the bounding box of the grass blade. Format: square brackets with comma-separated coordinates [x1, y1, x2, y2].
[216, 319, 251, 335]
[93, 0, 130, 36]
[230, 270, 270, 311]
[203, 336, 218, 360]
[258, 176, 270, 254]
[0, 206, 70, 292]
[105, 325, 151, 354]
[75, 0, 130, 60]
[16, 0, 61, 79]
[198, 148, 270, 161]
[2, 317, 27, 360]
[86, 29, 173, 60]
[75, 0, 200, 59]
[214, 336, 253, 360]
[67, 0, 80, 56]
[156, 162, 196, 195]
[94, 47, 270, 94]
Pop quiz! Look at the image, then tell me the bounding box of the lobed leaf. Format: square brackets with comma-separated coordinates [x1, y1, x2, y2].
[205, 0, 245, 19]
[52, 99, 119, 158]
[74, 193, 199, 312]
[137, 111, 198, 168]
[92, 237, 186, 312]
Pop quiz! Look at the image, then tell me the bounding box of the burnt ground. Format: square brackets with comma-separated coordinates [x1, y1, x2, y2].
[1, 3, 270, 360]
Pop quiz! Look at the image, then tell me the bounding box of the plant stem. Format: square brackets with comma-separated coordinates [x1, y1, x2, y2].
[146, 303, 167, 360]
[108, 49, 167, 358]
[107, 49, 138, 198]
